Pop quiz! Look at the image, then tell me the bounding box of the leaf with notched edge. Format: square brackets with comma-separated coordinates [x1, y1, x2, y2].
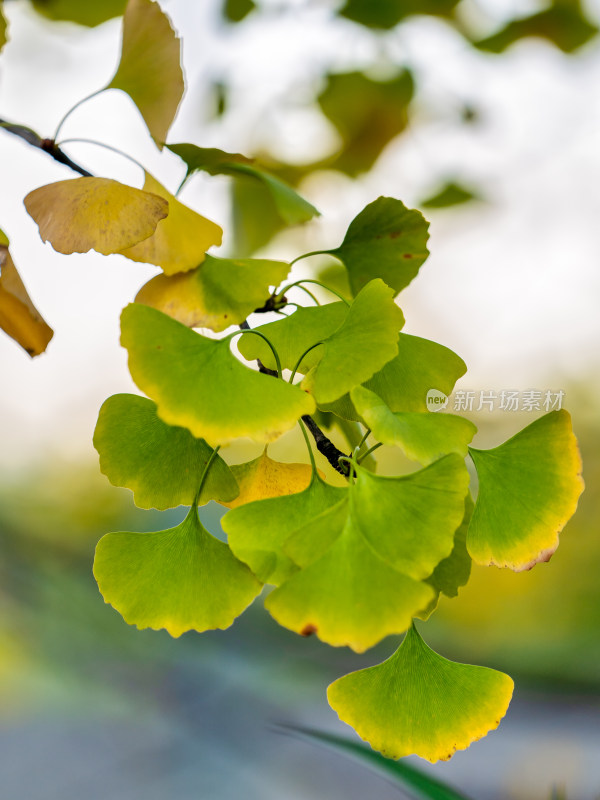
[107, 0, 184, 146]
[94, 505, 261, 637]
[93, 393, 238, 510]
[136, 254, 289, 331]
[121, 303, 315, 446]
[328, 624, 514, 762]
[222, 473, 347, 585]
[301, 279, 403, 404]
[119, 173, 222, 275]
[468, 410, 584, 571]
[0, 233, 53, 357]
[24, 177, 168, 255]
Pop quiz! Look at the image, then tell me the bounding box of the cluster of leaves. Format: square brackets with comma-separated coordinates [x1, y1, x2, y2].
[0, 0, 585, 766]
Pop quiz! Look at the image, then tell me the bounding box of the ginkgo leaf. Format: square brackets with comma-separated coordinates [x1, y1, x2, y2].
[94, 505, 261, 637]
[222, 450, 315, 510]
[418, 494, 473, 620]
[121, 303, 315, 445]
[93, 393, 239, 510]
[238, 302, 348, 373]
[265, 501, 434, 651]
[475, 1, 598, 54]
[317, 71, 414, 176]
[339, 0, 459, 29]
[0, 236, 53, 357]
[167, 143, 319, 225]
[468, 410, 584, 571]
[221, 473, 347, 585]
[119, 173, 222, 275]
[223, 0, 255, 23]
[136, 254, 289, 331]
[324, 197, 430, 296]
[31, 0, 127, 27]
[107, 0, 184, 146]
[327, 624, 514, 762]
[24, 177, 168, 255]
[301, 280, 403, 404]
[351, 386, 476, 464]
[0, 3, 8, 51]
[352, 455, 470, 580]
[420, 181, 481, 209]
[282, 498, 349, 568]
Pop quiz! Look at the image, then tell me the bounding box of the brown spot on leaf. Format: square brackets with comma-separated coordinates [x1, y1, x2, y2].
[402, 253, 413, 258]
[389, 231, 402, 239]
[300, 623, 317, 637]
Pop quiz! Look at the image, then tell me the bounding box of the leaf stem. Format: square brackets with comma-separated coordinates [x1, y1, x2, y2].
[289, 342, 324, 383]
[230, 328, 283, 378]
[355, 428, 371, 454]
[53, 88, 106, 141]
[292, 284, 321, 306]
[193, 446, 221, 508]
[55, 138, 147, 178]
[357, 442, 382, 463]
[298, 419, 317, 475]
[290, 249, 330, 265]
[276, 279, 350, 307]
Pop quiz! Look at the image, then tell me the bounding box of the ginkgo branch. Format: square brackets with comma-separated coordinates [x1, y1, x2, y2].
[0, 118, 92, 177]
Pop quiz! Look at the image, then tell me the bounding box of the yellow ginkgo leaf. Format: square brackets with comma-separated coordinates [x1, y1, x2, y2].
[0, 237, 53, 357]
[119, 173, 222, 275]
[107, 0, 184, 146]
[222, 451, 316, 510]
[24, 177, 168, 255]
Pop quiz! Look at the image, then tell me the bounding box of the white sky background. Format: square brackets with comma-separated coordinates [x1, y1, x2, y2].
[1, 0, 599, 468]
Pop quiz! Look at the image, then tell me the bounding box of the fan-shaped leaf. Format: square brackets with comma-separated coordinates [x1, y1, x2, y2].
[301, 279, 403, 404]
[136, 254, 289, 331]
[0, 238, 53, 357]
[24, 177, 168, 255]
[223, 451, 314, 510]
[119, 173, 222, 275]
[93, 393, 238, 510]
[222, 473, 347, 585]
[468, 410, 584, 571]
[107, 0, 184, 146]
[317, 71, 414, 176]
[352, 455, 470, 579]
[328, 624, 514, 762]
[167, 143, 319, 225]
[31, 0, 126, 26]
[121, 303, 315, 446]
[351, 386, 476, 464]
[265, 501, 434, 651]
[238, 302, 348, 373]
[94, 505, 261, 637]
[326, 197, 430, 297]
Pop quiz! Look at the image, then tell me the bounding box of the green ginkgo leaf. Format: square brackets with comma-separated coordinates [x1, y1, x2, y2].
[167, 144, 319, 225]
[420, 180, 481, 209]
[319, 332, 466, 421]
[418, 494, 473, 620]
[323, 197, 430, 297]
[30, 0, 127, 26]
[94, 505, 261, 637]
[301, 280, 403, 404]
[0, 236, 54, 357]
[238, 302, 348, 373]
[265, 502, 434, 651]
[222, 473, 347, 585]
[339, 0, 459, 29]
[351, 386, 476, 464]
[468, 410, 584, 571]
[121, 303, 315, 445]
[136, 254, 289, 331]
[352, 455, 470, 580]
[328, 624, 514, 762]
[0, 3, 8, 51]
[282, 498, 349, 568]
[24, 177, 168, 255]
[107, 0, 184, 146]
[475, 1, 598, 54]
[93, 393, 238, 510]
[119, 173, 222, 275]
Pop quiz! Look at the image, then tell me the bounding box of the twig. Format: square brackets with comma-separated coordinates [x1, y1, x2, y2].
[0, 118, 92, 177]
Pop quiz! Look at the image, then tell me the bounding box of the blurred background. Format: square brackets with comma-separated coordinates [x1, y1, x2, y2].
[1, 0, 599, 798]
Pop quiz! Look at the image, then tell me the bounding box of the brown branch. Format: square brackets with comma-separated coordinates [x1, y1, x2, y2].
[0, 119, 92, 177]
